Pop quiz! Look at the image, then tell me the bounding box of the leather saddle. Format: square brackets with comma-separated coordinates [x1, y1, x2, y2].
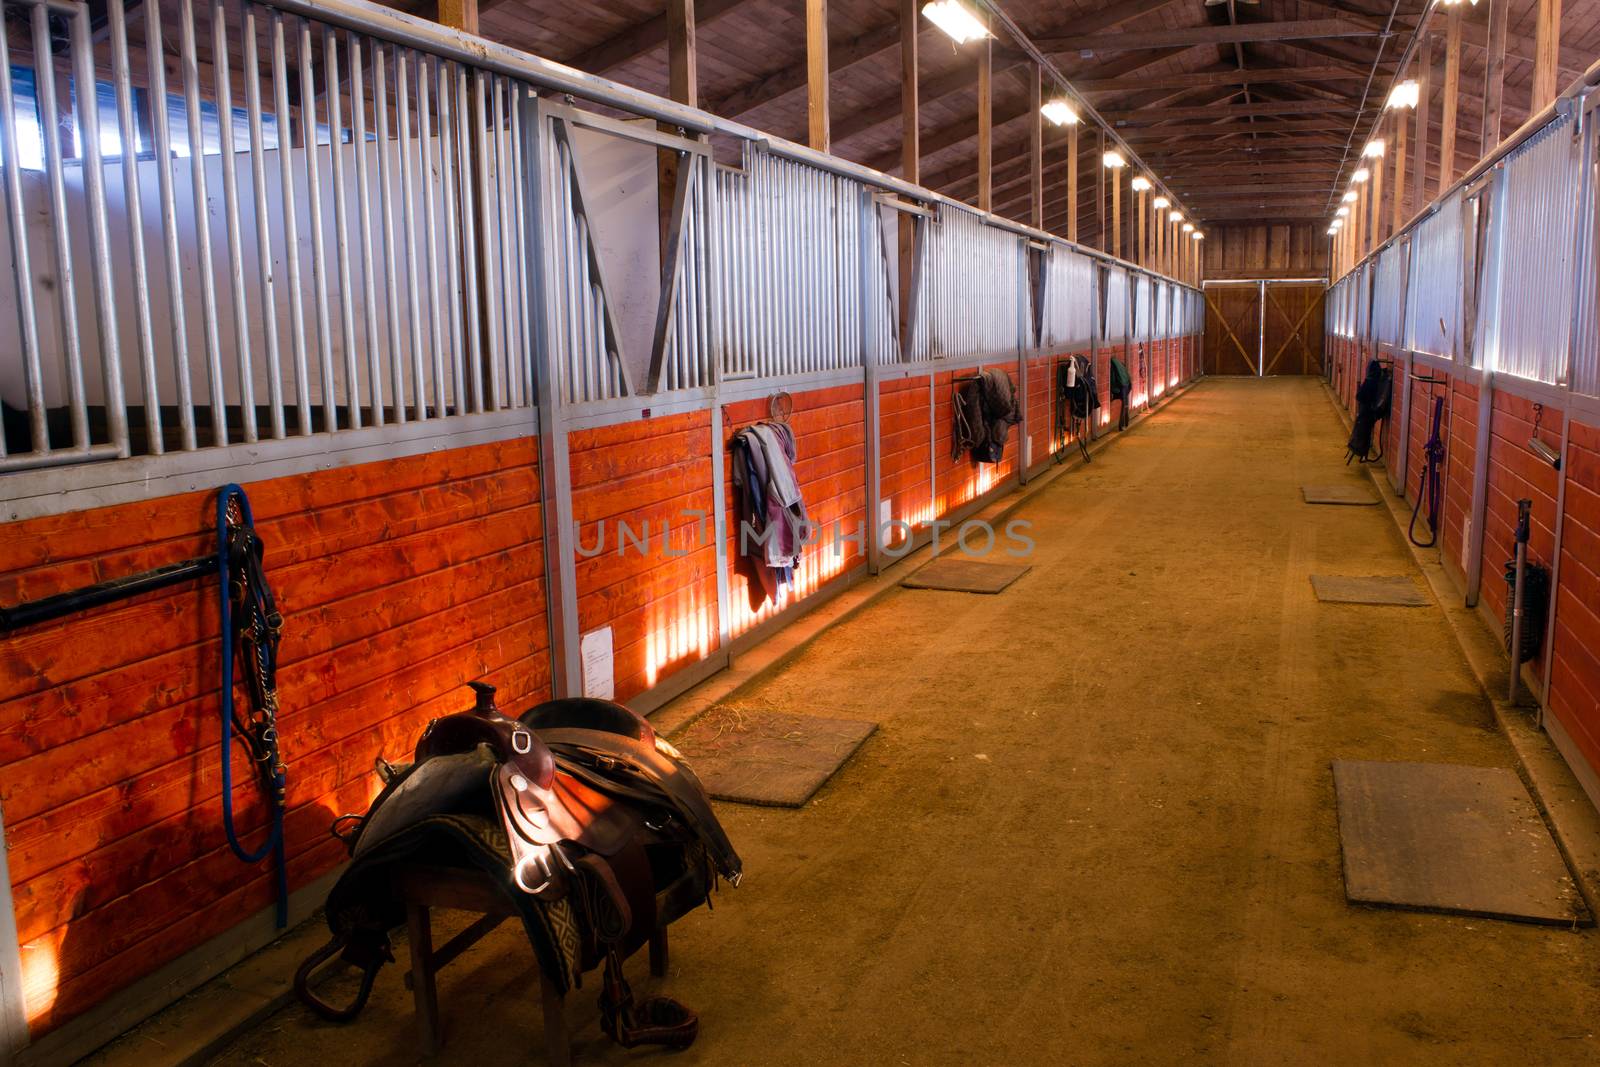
[295, 682, 741, 1049]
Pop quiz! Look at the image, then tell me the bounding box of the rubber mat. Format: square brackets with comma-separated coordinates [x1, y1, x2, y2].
[901, 557, 1031, 594]
[1332, 760, 1589, 925]
[671, 708, 877, 808]
[1311, 574, 1429, 606]
[1301, 484, 1379, 505]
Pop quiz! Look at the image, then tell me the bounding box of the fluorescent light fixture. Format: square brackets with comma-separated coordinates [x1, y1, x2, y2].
[1386, 79, 1420, 110]
[1363, 139, 1386, 158]
[1336, 206, 1350, 217]
[1182, 222, 1195, 233]
[1169, 210, 1184, 222]
[1103, 150, 1126, 168]
[1352, 167, 1370, 183]
[1153, 196, 1170, 209]
[1342, 190, 1359, 203]
[1041, 98, 1079, 126]
[1131, 175, 1152, 192]
[921, 1, 991, 44]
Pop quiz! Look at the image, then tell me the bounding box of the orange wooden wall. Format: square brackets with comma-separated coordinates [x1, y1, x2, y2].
[0, 439, 550, 1035]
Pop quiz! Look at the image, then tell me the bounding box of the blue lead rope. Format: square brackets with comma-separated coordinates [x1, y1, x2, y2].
[216, 484, 289, 928]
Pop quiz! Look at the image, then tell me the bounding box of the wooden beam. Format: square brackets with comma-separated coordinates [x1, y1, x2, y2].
[1438, 4, 1460, 196]
[436, 0, 477, 33]
[1481, 0, 1509, 151]
[565, 0, 745, 74]
[1532, 0, 1562, 112]
[1067, 120, 1079, 242]
[977, 38, 992, 211]
[807, 0, 829, 151]
[1029, 65, 1043, 228]
[666, 0, 696, 107]
[1103, 99, 1359, 122]
[899, 0, 917, 345]
[1391, 107, 1407, 235]
[1076, 67, 1366, 93]
[1039, 18, 1382, 53]
[1110, 162, 1122, 259]
[1368, 138, 1385, 247]
[1414, 31, 1431, 215]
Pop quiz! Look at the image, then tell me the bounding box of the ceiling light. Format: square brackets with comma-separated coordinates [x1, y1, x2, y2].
[1191, 231, 1204, 240]
[1131, 175, 1152, 192]
[1363, 139, 1386, 158]
[1153, 196, 1170, 209]
[1336, 206, 1350, 217]
[1170, 210, 1184, 222]
[1182, 222, 1195, 233]
[921, 1, 991, 44]
[1353, 167, 1370, 183]
[1342, 190, 1359, 203]
[1328, 226, 1340, 235]
[1386, 79, 1420, 110]
[1103, 150, 1126, 168]
[1041, 99, 1079, 126]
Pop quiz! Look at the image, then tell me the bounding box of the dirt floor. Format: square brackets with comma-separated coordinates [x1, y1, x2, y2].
[206, 377, 1600, 1065]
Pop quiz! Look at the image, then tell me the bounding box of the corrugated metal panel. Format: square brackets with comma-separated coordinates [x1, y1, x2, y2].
[1039, 244, 1095, 350]
[1104, 268, 1128, 341]
[908, 203, 1023, 361]
[1403, 191, 1464, 358]
[1371, 243, 1404, 346]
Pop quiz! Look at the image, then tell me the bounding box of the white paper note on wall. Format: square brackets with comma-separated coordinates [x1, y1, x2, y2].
[581, 627, 615, 701]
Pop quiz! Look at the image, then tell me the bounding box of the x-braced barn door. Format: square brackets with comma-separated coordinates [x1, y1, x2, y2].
[1203, 281, 1325, 375]
[1203, 283, 1262, 375]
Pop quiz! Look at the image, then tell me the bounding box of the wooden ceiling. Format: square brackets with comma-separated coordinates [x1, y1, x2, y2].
[416, 0, 1597, 247]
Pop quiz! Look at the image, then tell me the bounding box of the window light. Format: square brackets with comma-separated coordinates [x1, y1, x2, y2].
[921, 1, 991, 44]
[1103, 150, 1126, 168]
[1041, 99, 1079, 126]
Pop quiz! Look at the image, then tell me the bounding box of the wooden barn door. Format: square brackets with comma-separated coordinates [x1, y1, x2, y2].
[1260, 284, 1325, 375]
[1203, 284, 1262, 375]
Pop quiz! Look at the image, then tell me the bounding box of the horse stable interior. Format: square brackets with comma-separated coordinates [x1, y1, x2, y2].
[4, 0, 1600, 1062]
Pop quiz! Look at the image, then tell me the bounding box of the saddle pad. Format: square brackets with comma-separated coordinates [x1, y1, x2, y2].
[901, 558, 1031, 594]
[1310, 574, 1429, 607]
[1302, 484, 1379, 505]
[1331, 760, 1588, 926]
[671, 708, 877, 808]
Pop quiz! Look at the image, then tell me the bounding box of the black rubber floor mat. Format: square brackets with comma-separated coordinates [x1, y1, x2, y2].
[901, 557, 1031, 594]
[1311, 574, 1429, 606]
[671, 708, 877, 808]
[1331, 760, 1589, 926]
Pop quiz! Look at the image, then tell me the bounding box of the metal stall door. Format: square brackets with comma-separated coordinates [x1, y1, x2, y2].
[1202, 283, 1263, 375]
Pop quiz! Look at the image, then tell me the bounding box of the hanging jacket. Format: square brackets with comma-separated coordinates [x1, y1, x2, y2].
[953, 369, 1019, 464]
[1108, 358, 1133, 403]
[730, 421, 807, 601]
[1347, 359, 1393, 464]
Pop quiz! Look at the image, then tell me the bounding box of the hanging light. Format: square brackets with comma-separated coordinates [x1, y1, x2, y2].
[1336, 206, 1350, 217]
[1342, 190, 1359, 203]
[1386, 79, 1420, 110]
[1103, 150, 1126, 169]
[1363, 139, 1386, 158]
[1153, 195, 1170, 210]
[1352, 167, 1370, 183]
[1041, 98, 1079, 126]
[921, 1, 991, 44]
[1328, 225, 1341, 235]
[1182, 222, 1195, 233]
[1169, 210, 1184, 222]
[1131, 175, 1152, 192]
[1191, 231, 1204, 240]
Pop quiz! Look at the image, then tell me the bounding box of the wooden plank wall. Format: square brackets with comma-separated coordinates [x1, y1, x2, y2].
[1205, 223, 1328, 280]
[1326, 328, 1600, 804]
[0, 440, 550, 1036]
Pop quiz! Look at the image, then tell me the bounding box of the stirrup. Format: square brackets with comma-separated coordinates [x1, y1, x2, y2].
[293, 933, 390, 1022]
[599, 951, 699, 1050]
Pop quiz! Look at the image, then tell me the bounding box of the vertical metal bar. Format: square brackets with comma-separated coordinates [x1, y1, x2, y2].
[145, 0, 198, 450]
[508, 83, 532, 403]
[0, 3, 47, 454]
[374, 45, 407, 424]
[180, 0, 227, 447]
[1257, 278, 1266, 378]
[211, 0, 259, 442]
[32, 3, 89, 449]
[491, 76, 516, 405]
[269, 13, 310, 432]
[243, 4, 286, 440]
[420, 56, 447, 418]
[397, 47, 426, 419]
[324, 26, 361, 429]
[438, 58, 465, 413]
[108, 0, 161, 454]
[456, 65, 483, 413]
[299, 17, 334, 432]
[349, 32, 384, 424]
[475, 70, 502, 409]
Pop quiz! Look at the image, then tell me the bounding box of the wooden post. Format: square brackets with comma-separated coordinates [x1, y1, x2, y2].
[1482, 0, 1510, 151]
[977, 38, 992, 211]
[1369, 144, 1385, 249]
[1353, 181, 1366, 262]
[1414, 34, 1432, 220]
[1029, 66, 1043, 228]
[437, 0, 477, 33]
[1532, 0, 1562, 112]
[897, 0, 917, 341]
[1097, 128, 1105, 250]
[806, 0, 829, 151]
[1110, 164, 1121, 260]
[1391, 109, 1408, 236]
[1438, 5, 1460, 196]
[1067, 121, 1079, 242]
[659, 0, 696, 251]
[1136, 189, 1147, 267]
